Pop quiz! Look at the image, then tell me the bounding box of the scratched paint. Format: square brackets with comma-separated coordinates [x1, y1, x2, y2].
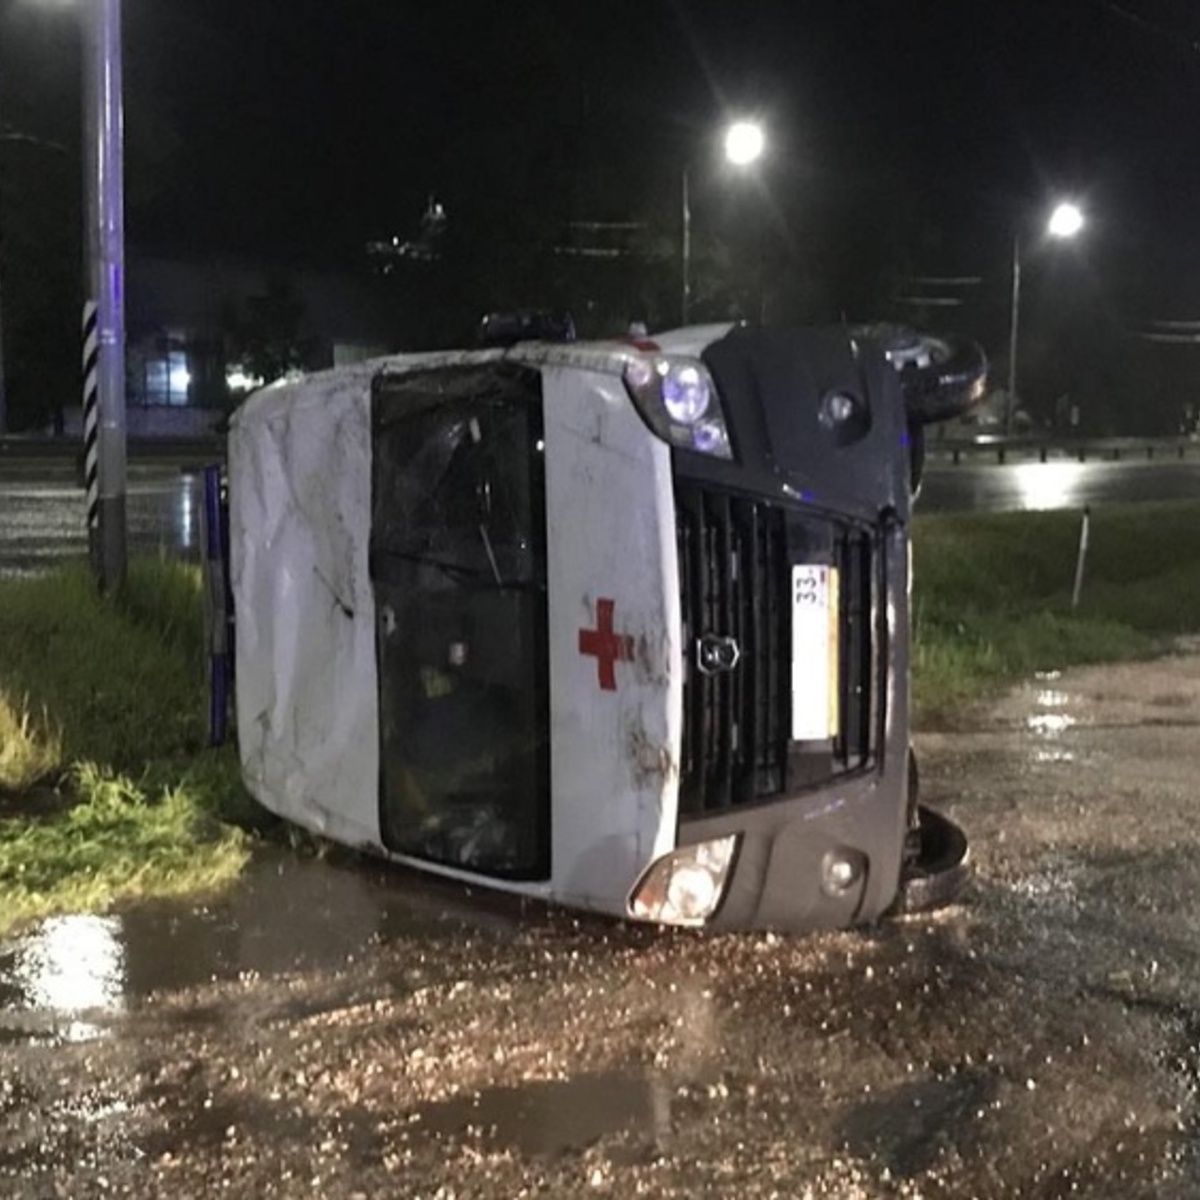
[624, 708, 679, 790]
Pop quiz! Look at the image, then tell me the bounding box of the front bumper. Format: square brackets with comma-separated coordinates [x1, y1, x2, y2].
[680, 766, 908, 931]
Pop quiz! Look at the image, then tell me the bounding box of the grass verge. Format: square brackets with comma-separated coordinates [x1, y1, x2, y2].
[912, 500, 1200, 723]
[0, 559, 252, 936]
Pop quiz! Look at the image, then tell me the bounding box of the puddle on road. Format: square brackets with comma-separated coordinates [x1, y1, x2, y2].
[408, 1072, 672, 1157]
[0, 850, 528, 1042]
[838, 1069, 997, 1177]
[0, 914, 127, 1042]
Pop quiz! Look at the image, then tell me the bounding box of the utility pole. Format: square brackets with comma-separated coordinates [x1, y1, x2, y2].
[83, 0, 127, 592]
[680, 166, 691, 327]
[1006, 231, 1021, 438]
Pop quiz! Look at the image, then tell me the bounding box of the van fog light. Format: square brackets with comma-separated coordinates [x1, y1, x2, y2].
[667, 865, 717, 921]
[818, 388, 871, 445]
[821, 849, 865, 896]
[628, 836, 739, 926]
[820, 391, 858, 426]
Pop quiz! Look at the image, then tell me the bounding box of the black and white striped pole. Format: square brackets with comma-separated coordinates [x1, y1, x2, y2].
[81, 299, 100, 565]
[82, 0, 127, 593]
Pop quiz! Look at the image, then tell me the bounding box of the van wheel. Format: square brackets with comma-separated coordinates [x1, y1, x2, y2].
[894, 805, 971, 914]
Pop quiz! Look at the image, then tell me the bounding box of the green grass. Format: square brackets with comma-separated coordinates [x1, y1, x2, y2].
[0, 559, 252, 934]
[0, 762, 247, 931]
[0, 695, 61, 793]
[0, 561, 211, 770]
[912, 501, 1200, 723]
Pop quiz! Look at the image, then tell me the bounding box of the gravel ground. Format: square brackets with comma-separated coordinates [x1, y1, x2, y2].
[7, 649, 1200, 1197]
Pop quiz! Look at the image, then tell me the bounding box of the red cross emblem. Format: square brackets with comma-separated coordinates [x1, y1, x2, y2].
[578, 598, 635, 691]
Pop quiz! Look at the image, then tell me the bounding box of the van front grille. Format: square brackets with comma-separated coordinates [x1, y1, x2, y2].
[674, 485, 879, 818]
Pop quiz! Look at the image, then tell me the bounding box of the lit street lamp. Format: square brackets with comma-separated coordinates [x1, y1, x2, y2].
[724, 120, 765, 168]
[1006, 201, 1085, 436]
[681, 119, 765, 326]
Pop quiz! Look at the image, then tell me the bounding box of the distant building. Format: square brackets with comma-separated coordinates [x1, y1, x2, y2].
[60, 254, 397, 438]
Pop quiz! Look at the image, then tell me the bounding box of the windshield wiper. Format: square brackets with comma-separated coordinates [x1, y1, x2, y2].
[478, 523, 504, 586]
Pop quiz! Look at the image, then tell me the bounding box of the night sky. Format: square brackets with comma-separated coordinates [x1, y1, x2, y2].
[3, 0, 1200, 400]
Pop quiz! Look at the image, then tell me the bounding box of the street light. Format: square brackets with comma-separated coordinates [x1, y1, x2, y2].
[724, 121, 765, 168]
[1005, 201, 1085, 436]
[681, 118, 765, 326]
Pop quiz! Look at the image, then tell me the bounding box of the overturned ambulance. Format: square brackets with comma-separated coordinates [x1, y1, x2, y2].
[229, 321, 985, 931]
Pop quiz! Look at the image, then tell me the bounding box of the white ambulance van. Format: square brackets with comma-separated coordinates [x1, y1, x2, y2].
[229, 320, 984, 930]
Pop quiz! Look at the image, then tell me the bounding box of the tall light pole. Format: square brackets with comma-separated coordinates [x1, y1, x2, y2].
[680, 119, 765, 327]
[1005, 201, 1084, 436]
[680, 164, 691, 327]
[82, 0, 127, 592]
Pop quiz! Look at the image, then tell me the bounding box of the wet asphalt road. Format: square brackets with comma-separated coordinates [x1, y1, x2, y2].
[4, 453, 1200, 580]
[7, 651, 1200, 1195]
[919, 455, 1200, 514]
[0, 463, 204, 579]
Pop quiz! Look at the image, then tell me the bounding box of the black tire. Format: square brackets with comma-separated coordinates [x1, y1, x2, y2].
[893, 804, 971, 914]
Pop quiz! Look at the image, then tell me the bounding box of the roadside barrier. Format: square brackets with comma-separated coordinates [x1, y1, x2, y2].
[938, 436, 1195, 465]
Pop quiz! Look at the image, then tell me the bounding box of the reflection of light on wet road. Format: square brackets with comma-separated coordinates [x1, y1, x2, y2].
[1009, 855, 1081, 904]
[7, 914, 126, 1040]
[1011, 462, 1091, 512]
[1033, 748, 1076, 763]
[0, 469, 204, 578]
[921, 458, 1200, 514]
[1027, 687, 1078, 736]
[178, 472, 196, 551]
[1027, 712, 1076, 735]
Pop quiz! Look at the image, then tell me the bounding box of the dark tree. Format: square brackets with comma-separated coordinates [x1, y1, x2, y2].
[222, 275, 314, 387]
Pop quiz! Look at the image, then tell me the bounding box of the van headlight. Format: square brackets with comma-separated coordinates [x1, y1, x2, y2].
[622, 355, 733, 459]
[627, 835, 739, 926]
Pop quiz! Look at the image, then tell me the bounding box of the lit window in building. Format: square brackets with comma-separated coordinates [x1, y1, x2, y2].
[138, 341, 191, 406]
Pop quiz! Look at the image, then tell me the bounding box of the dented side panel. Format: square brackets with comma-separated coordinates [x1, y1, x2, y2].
[229, 364, 383, 847]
